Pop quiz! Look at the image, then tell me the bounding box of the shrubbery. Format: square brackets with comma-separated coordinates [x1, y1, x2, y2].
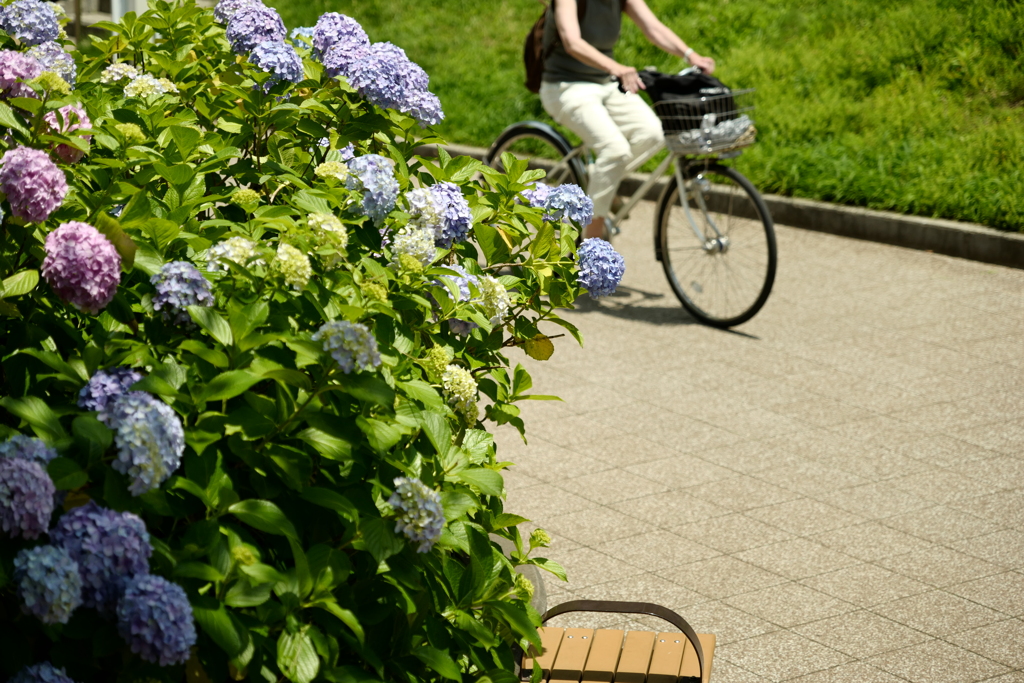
[0, 1, 621, 681]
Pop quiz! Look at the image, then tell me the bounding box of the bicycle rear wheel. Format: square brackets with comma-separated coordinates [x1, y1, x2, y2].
[486, 123, 587, 189]
[656, 163, 777, 328]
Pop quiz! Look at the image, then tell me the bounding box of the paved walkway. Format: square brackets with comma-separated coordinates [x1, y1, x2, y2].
[496, 200, 1024, 683]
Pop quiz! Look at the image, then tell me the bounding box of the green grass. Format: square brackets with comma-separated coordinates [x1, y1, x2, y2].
[269, 0, 1024, 231]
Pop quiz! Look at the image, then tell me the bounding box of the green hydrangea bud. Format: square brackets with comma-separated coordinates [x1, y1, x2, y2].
[315, 161, 349, 182]
[421, 346, 452, 383]
[115, 123, 145, 144]
[363, 281, 388, 302]
[231, 546, 257, 566]
[30, 71, 71, 95]
[530, 528, 552, 549]
[397, 252, 424, 274]
[442, 364, 478, 422]
[274, 243, 312, 291]
[514, 572, 535, 602]
[231, 188, 261, 208]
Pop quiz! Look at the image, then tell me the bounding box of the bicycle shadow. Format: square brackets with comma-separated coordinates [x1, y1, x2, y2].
[571, 285, 761, 339]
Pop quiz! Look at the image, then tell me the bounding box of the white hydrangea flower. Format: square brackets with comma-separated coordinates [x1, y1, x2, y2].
[308, 213, 349, 248]
[123, 73, 178, 98]
[315, 161, 349, 182]
[477, 275, 511, 325]
[441, 364, 477, 422]
[100, 62, 139, 83]
[274, 243, 312, 290]
[207, 237, 264, 271]
[390, 225, 436, 268]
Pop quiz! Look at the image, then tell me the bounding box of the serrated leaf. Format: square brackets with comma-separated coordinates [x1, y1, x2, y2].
[277, 631, 319, 683]
[0, 270, 38, 299]
[360, 516, 403, 563]
[224, 579, 272, 607]
[455, 468, 504, 497]
[188, 306, 233, 346]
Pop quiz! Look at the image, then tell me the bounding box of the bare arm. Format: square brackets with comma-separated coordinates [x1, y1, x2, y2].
[554, 0, 645, 93]
[623, 0, 716, 73]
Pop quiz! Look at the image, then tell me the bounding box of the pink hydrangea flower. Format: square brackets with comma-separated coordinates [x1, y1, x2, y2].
[0, 49, 43, 99]
[0, 146, 68, 222]
[43, 104, 91, 163]
[41, 222, 121, 314]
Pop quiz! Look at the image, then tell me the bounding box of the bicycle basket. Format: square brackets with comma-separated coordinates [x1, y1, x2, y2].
[654, 89, 756, 155]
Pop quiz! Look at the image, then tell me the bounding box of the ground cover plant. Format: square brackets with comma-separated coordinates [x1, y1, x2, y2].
[0, 0, 622, 681]
[271, 0, 1024, 231]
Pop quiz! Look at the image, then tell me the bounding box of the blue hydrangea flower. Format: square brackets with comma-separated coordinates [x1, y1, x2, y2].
[226, 3, 286, 54]
[0, 0, 59, 46]
[213, 0, 261, 24]
[577, 238, 625, 298]
[312, 320, 381, 374]
[407, 90, 444, 127]
[346, 42, 443, 126]
[312, 12, 368, 61]
[25, 42, 75, 86]
[430, 182, 472, 248]
[14, 545, 83, 624]
[10, 662, 76, 683]
[150, 261, 214, 326]
[78, 366, 143, 424]
[434, 264, 479, 336]
[388, 477, 444, 553]
[289, 26, 314, 42]
[249, 40, 303, 89]
[345, 154, 399, 225]
[107, 392, 185, 496]
[520, 182, 552, 209]
[50, 501, 152, 613]
[0, 458, 54, 539]
[116, 574, 196, 666]
[0, 434, 58, 464]
[546, 184, 594, 226]
[339, 143, 355, 161]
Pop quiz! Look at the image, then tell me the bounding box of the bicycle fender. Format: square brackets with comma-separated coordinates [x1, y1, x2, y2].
[489, 120, 575, 158]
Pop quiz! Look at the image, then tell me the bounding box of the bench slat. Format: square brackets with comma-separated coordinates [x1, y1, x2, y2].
[550, 628, 596, 683]
[582, 630, 624, 682]
[524, 627, 566, 680]
[613, 630, 656, 683]
[678, 633, 716, 683]
[648, 632, 687, 683]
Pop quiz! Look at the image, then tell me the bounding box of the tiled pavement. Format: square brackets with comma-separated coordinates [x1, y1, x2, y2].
[495, 200, 1024, 683]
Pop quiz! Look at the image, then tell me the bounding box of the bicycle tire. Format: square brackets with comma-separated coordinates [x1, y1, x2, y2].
[655, 162, 777, 328]
[486, 122, 587, 189]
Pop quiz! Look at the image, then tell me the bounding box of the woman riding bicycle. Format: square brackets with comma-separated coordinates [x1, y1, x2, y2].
[541, 0, 715, 239]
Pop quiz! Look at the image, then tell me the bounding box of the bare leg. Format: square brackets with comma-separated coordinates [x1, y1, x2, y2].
[585, 216, 606, 240]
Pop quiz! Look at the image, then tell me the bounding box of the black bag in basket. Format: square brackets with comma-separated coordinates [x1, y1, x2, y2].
[640, 69, 737, 134]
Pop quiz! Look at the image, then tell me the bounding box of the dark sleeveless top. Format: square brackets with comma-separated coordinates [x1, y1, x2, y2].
[541, 0, 623, 84]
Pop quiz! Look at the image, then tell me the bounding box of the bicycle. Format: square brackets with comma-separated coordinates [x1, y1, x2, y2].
[486, 75, 777, 328]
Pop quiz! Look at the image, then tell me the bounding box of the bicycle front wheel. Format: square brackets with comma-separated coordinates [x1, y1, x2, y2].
[656, 163, 777, 328]
[486, 124, 587, 189]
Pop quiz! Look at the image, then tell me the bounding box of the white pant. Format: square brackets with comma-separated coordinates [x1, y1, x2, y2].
[540, 80, 663, 218]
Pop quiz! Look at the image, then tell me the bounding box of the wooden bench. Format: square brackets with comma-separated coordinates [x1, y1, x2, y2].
[520, 601, 715, 683]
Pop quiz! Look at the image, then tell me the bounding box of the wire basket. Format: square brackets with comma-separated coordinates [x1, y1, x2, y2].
[654, 88, 756, 155]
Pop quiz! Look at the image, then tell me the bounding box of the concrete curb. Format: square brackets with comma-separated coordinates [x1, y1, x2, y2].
[415, 143, 1024, 270]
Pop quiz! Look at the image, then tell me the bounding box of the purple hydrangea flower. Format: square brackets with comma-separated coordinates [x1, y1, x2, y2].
[339, 143, 355, 161]
[290, 26, 313, 42]
[51, 501, 152, 613]
[116, 574, 196, 666]
[43, 104, 91, 164]
[78, 366, 143, 423]
[520, 182, 552, 209]
[545, 184, 594, 226]
[106, 392, 185, 496]
[0, 0, 60, 46]
[0, 49, 43, 99]
[345, 154, 399, 225]
[320, 40, 369, 80]
[312, 320, 381, 374]
[577, 238, 625, 298]
[249, 40, 303, 90]
[14, 545, 83, 624]
[0, 434, 58, 464]
[150, 261, 214, 326]
[10, 662, 76, 683]
[0, 458, 54, 539]
[213, 0, 261, 24]
[347, 42, 443, 126]
[225, 3, 286, 54]
[0, 146, 68, 222]
[42, 222, 121, 314]
[388, 477, 444, 552]
[312, 12, 368, 61]
[430, 182, 472, 248]
[26, 42, 75, 86]
[407, 90, 444, 127]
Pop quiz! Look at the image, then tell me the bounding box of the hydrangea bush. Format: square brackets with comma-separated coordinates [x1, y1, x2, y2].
[0, 1, 625, 681]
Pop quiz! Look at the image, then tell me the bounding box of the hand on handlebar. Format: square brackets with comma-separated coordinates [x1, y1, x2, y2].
[610, 64, 645, 94]
[687, 53, 716, 74]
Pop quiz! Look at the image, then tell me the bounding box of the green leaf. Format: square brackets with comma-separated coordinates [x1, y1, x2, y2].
[174, 562, 226, 582]
[455, 468, 504, 497]
[360, 516, 403, 564]
[0, 270, 38, 299]
[170, 125, 202, 158]
[94, 213, 138, 271]
[72, 414, 112, 455]
[486, 601, 541, 651]
[0, 101, 29, 135]
[301, 488, 358, 522]
[153, 162, 195, 187]
[527, 557, 567, 582]
[313, 601, 365, 643]
[277, 631, 319, 683]
[344, 374, 396, 407]
[263, 368, 312, 391]
[413, 646, 462, 682]
[224, 579, 272, 607]
[491, 513, 530, 529]
[523, 335, 555, 361]
[229, 500, 298, 539]
[47, 457, 88, 490]
[193, 604, 248, 657]
[0, 396, 68, 441]
[201, 370, 261, 402]
[441, 491, 476, 522]
[180, 340, 229, 368]
[419, 411, 453, 460]
[188, 306, 233, 346]
[297, 427, 352, 461]
[356, 417, 402, 453]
